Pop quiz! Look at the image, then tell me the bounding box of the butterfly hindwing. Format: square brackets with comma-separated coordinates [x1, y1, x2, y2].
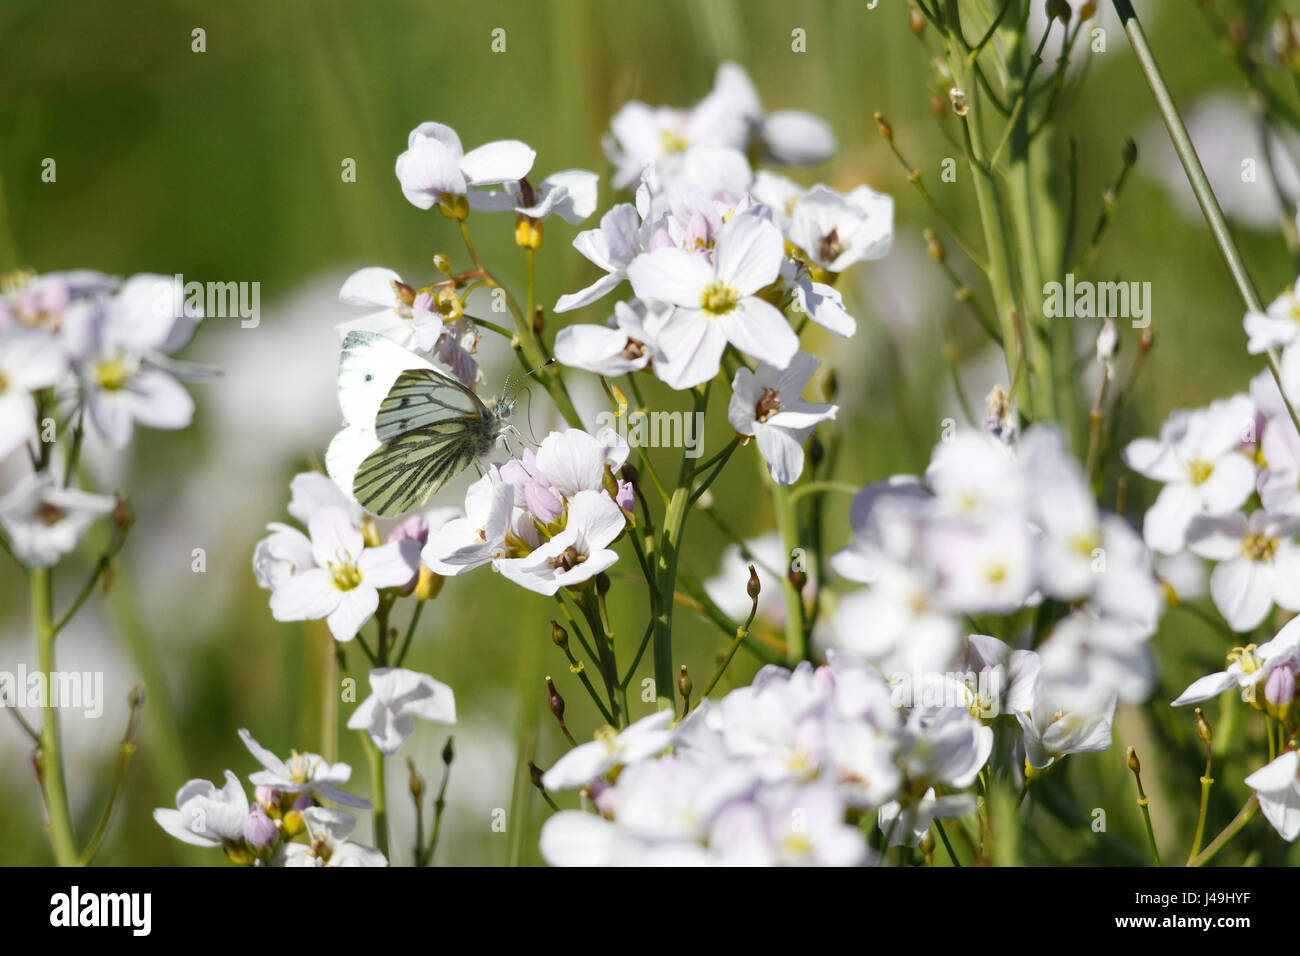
[351, 418, 495, 517]
[374, 367, 489, 442]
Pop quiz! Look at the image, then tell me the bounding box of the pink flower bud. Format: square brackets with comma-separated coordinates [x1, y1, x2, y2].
[244, 804, 278, 849]
[1266, 662, 1297, 707]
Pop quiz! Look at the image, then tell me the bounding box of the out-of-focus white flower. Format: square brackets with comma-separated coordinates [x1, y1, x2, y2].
[0, 330, 65, 460]
[1123, 394, 1257, 553]
[347, 667, 456, 755]
[1015, 682, 1117, 772]
[1186, 510, 1300, 632]
[238, 728, 371, 809]
[0, 471, 115, 568]
[153, 771, 249, 848]
[877, 788, 976, 847]
[728, 351, 837, 486]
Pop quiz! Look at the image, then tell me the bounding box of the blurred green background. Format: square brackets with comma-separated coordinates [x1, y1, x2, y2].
[2, 0, 1297, 865]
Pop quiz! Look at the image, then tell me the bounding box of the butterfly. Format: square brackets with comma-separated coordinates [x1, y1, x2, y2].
[326, 331, 519, 517]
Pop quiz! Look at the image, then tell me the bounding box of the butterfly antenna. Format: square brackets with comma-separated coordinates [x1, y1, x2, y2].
[507, 357, 557, 398]
[520, 385, 543, 446]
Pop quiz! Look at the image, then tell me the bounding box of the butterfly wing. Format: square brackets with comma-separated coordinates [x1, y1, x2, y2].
[351, 418, 495, 517]
[337, 330, 440, 427]
[374, 367, 491, 442]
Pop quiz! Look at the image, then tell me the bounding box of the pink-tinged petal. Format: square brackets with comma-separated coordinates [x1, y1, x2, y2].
[627, 249, 714, 308]
[717, 298, 798, 369]
[1198, 453, 1256, 513]
[308, 508, 365, 566]
[715, 215, 783, 296]
[567, 489, 627, 550]
[754, 423, 806, 486]
[652, 310, 727, 389]
[327, 585, 379, 642]
[125, 369, 194, 430]
[460, 140, 536, 185]
[270, 568, 339, 623]
[358, 540, 421, 589]
[339, 268, 403, 308]
[1210, 557, 1273, 632]
[3, 330, 65, 388]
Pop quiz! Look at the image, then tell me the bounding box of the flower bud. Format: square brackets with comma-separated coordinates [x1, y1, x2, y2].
[678, 665, 693, 701]
[874, 112, 893, 142]
[1096, 319, 1117, 365]
[515, 215, 544, 250]
[551, 619, 570, 651]
[407, 757, 425, 802]
[415, 564, 444, 601]
[1266, 662, 1297, 715]
[596, 571, 611, 597]
[924, 228, 946, 263]
[360, 516, 382, 549]
[243, 804, 278, 850]
[746, 564, 762, 602]
[1080, 2, 1097, 21]
[907, 2, 925, 33]
[1122, 137, 1138, 167]
[546, 676, 565, 722]
[1126, 746, 1140, 775]
[1047, 0, 1070, 23]
[949, 87, 969, 117]
[442, 735, 455, 766]
[432, 254, 454, 276]
[1194, 707, 1212, 745]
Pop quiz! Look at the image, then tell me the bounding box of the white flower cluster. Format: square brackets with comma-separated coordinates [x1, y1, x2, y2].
[826, 423, 1162, 761]
[539, 655, 990, 866]
[0, 270, 205, 567]
[154, 729, 387, 866]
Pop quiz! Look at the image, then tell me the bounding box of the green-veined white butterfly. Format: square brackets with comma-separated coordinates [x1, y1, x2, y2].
[326, 331, 520, 517]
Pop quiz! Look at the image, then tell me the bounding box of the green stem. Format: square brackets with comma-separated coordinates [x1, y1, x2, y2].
[363, 735, 388, 860]
[1113, 0, 1300, 436]
[651, 388, 707, 709]
[769, 479, 806, 665]
[1188, 794, 1258, 867]
[34, 568, 80, 866]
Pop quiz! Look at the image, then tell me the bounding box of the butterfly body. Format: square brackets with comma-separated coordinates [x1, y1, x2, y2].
[328, 331, 517, 517]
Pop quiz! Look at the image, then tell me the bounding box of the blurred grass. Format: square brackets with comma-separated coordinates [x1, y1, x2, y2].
[0, 0, 1295, 865]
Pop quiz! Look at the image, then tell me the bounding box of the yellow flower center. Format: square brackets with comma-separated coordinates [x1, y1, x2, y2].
[1187, 459, 1214, 485]
[1243, 534, 1278, 562]
[94, 355, 130, 391]
[700, 280, 739, 316]
[330, 561, 363, 591]
[659, 129, 689, 154]
[1229, 644, 1263, 675]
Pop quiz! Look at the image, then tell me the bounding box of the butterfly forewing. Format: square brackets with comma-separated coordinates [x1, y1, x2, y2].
[374, 367, 489, 442]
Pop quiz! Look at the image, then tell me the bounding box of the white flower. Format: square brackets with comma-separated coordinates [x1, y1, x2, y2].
[278, 807, 387, 866]
[895, 707, 992, 789]
[1015, 683, 1116, 771]
[728, 351, 837, 486]
[1123, 395, 1257, 553]
[394, 122, 535, 210]
[0, 330, 65, 460]
[923, 516, 1034, 615]
[62, 274, 202, 449]
[422, 472, 514, 576]
[238, 728, 371, 809]
[1243, 277, 1300, 354]
[497, 488, 625, 595]
[1244, 751, 1300, 841]
[153, 771, 249, 848]
[0, 472, 115, 568]
[711, 783, 868, 866]
[334, 267, 448, 355]
[252, 521, 316, 591]
[268, 508, 419, 642]
[553, 300, 667, 376]
[469, 170, 600, 224]
[1036, 613, 1153, 705]
[554, 199, 653, 313]
[1186, 510, 1300, 632]
[787, 184, 893, 273]
[925, 430, 1023, 519]
[346, 667, 456, 755]
[542, 709, 676, 790]
[1172, 615, 1300, 706]
[877, 788, 976, 847]
[627, 214, 797, 388]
